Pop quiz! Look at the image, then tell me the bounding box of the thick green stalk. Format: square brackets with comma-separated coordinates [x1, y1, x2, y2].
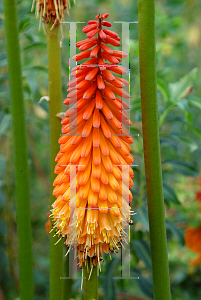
[138, 1, 171, 299]
[3, 1, 34, 299]
[63, 254, 73, 299]
[46, 24, 64, 300]
[83, 263, 98, 300]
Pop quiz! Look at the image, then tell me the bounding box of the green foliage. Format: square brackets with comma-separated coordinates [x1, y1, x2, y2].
[103, 258, 120, 300]
[133, 240, 152, 270]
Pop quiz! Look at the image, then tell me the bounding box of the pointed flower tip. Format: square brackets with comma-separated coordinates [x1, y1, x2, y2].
[95, 13, 109, 20]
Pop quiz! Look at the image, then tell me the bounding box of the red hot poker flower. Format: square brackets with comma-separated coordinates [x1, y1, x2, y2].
[51, 13, 134, 269]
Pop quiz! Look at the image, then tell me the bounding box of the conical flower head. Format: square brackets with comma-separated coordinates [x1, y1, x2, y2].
[51, 13, 134, 268]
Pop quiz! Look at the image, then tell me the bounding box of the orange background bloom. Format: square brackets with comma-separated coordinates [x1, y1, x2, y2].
[185, 176, 201, 266]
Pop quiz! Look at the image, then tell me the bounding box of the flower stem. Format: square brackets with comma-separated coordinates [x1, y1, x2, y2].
[138, 1, 171, 299]
[3, 1, 34, 299]
[63, 254, 73, 299]
[46, 24, 64, 300]
[83, 263, 98, 300]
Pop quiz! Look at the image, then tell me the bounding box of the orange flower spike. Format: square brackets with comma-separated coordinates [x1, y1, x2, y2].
[51, 13, 134, 270]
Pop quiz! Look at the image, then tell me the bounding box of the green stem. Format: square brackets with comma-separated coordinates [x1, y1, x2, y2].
[63, 253, 73, 299]
[138, 1, 171, 299]
[3, 1, 34, 299]
[46, 24, 64, 300]
[83, 263, 98, 300]
[5, 133, 19, 292]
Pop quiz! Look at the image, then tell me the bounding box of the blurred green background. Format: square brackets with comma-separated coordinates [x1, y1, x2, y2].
[1, 0, 201, 299]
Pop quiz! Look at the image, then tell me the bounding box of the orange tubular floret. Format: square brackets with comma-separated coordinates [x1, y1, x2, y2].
[105, 35, 120, 47]
[76, 37, 98, 47]
[85, 68, 99, 81]
[103, 29, 118, 38]
[99, 30, 107, 40]
[97, 75, 105, 90]
[72, 50, 91, 61]
[82, 23, 98, 33]
[79, 40, 98, 51]
[51, 13, 134, 270]
[113, 50, 128, 58]
[102, 21, 112, 27]
[95, 90, 103, 109]
[101, 52, 120, 64]
[90, 45, 100, 58]
[100, 44, 113, 54]
[87, 28, 99, 38]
